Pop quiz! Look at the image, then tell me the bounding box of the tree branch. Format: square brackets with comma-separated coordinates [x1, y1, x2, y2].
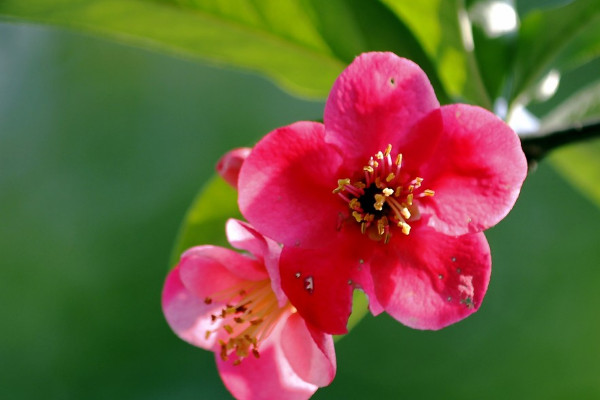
[520, 119, 600, 168]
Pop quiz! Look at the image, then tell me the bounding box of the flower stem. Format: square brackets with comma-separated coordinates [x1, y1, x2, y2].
[520, 119, 600, 168]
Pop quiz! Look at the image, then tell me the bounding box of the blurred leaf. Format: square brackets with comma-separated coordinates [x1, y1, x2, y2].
[549, 139, 600, 208]
[555, 21, 600, 71]
[510, 0, 600, 105]
[0, 0, 343, 97]
[0, 0, 448, 100]
[345, 290, 369, 334]
[169, 176, 241, 267]
[304, 0, 450, 103]
[541, 80, 600, 207]
[380, 0, 492, 108]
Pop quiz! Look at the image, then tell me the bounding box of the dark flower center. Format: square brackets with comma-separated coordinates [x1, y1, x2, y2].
[333, 144, 434, 243]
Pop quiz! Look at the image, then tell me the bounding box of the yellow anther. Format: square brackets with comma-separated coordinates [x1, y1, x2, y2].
[395, 154, 403, 166]
[401, 223, 411, 235]
[423, 189, 435, 197]
[406, 193, 414, 206]
[349, 198, 361, 210]
[376, 151, 384, 160]
[333, 178, 351, 193]
[394, 186, 402, 197]
[415, 177, 423, 188]
[382, 188, 394, 197]
[400, 207, 411, 220]
[361, 222, 367, 234]
[386, 173, 395, 182]
[223, 325, 234, 334]
[354, 182, 366, 189]
[363, 166, 374, 173]
[384, 144, 392, 157]
[408, 185, 414, 193]
[377, 216, 389, 236]
[398, 221, 410, 235]
[352, 211, 363, 222]
[374, 194, 386, 211]
[364, 214, 374, 222]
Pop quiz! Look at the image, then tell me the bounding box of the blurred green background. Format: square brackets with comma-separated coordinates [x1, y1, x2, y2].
[1, 20, 599, 400]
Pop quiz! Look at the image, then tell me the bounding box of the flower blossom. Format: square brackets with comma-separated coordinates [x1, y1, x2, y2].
[236, 52, 528, 334]
[162, 219, 336, 400]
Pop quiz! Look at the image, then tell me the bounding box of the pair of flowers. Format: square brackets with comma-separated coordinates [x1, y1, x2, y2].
[162, 52, 527, 399]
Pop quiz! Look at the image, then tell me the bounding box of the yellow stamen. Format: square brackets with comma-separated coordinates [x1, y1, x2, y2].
[332, 178, 351, 194]
[406, 193, 413, 206]
[423, 189, 435, 197]
[400, 207, 411, 220]
[374, 194, 386, 211]
[386, 173, 395, 182]
[349, 198, 361, 210]
[377, 216, 389, 236]
[352, 211, 363, 222]
[382, 188, 394, 197]
[395, 154, 403, 166]
[384, 144, 392, 156]
[398, 221, 411, 235]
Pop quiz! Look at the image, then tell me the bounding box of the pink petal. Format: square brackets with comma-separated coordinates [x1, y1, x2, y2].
[216, 312, 320, 400]
[238, 121, 344, 249]
[216, 147, 252, 189]
[417, 104, 527, 235]
[279, 231, 380, 335]
[161, 266, 222, 350]
[226, 219, 287, 305]
[323, 52, 439, 169]
[178, 246, 267, 301]
[281, 313, 336, 387]
[372, 229, 491, 330]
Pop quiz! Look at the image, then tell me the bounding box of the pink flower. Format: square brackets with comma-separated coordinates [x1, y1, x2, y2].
[217, 147, 252, 189]
[237, 52, 527, 334]
[162, 219, 336, 400]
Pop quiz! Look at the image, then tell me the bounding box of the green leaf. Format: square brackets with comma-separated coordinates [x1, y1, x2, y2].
[169, 175, 241, 267]
[0, 0, 343, 97]
[0, 0, 448, 100]
[541, 80, 600, 208]
[509, 0, 600, 105]
[380, 0, 492, 108]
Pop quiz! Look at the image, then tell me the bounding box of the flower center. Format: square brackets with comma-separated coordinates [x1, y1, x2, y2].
[204, 279, 289, 365]
[333, 144, 434, 243]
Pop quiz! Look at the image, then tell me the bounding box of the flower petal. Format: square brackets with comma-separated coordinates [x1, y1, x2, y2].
[418, 104, 527, 235]
[178, 246, 267, 301]
[279, 232, 380, 335]
[238, 121, 344, 248]
[216, 147, 252, 188]
[161, 266, 221, 350]
[216, 312, 320, 400]
[281, 314, 336, 387]
[226, 219, 287, 306]
[372, 229, 491, 330]
[324, 52, 439, 168]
